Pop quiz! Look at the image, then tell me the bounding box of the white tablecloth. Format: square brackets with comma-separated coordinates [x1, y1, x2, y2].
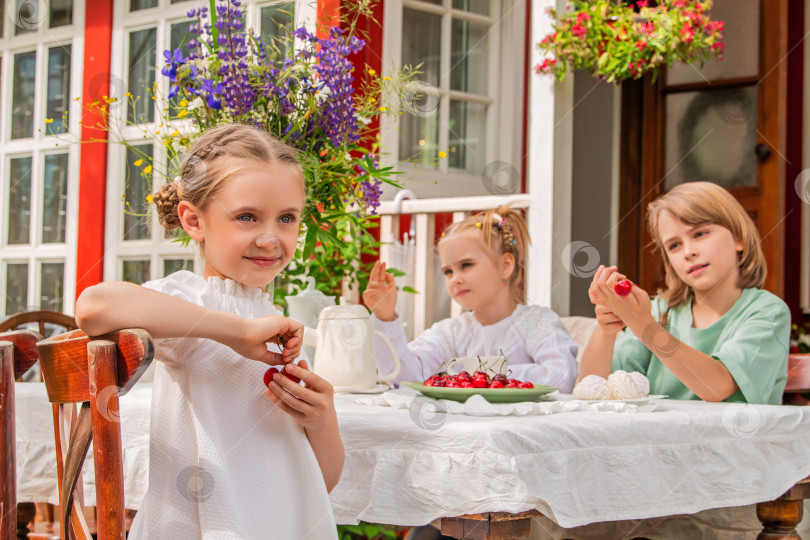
[14, 383, 810, 531]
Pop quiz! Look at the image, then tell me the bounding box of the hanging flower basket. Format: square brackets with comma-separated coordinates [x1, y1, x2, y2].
[536, 0, 724, 83]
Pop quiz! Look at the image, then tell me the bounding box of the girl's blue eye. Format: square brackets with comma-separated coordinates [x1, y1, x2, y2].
[667, 242, 680, 251]
[279, 214, 297, 224]
[695, 230, 707, 238]
[236, 214, 255, 222]
[443, 269, 452, 276]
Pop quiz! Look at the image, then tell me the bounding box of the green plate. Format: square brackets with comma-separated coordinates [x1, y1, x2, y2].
[401, 380, 557, 404]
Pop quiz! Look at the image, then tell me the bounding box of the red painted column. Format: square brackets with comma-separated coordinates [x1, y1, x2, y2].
[75, 0, 114, 299]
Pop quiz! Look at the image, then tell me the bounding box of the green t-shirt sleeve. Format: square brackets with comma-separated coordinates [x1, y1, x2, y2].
[611, 298, 662, 375]
[712, 296, 791, 405]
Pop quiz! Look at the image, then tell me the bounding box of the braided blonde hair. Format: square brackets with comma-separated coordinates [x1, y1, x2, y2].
[438, 205, 531, 304]
[152, 124, 305, 231]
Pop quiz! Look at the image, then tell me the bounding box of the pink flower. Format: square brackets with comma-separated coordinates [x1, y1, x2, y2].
[572, 23, 586, 38]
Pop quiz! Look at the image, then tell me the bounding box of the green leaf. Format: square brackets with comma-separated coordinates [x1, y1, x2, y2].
[401, 286, 419, 294]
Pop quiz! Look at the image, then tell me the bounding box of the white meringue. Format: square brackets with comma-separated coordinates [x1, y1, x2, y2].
[608, 370, 644, 399]
[628, 371, 650, 396]
[573, 375, 611, 400]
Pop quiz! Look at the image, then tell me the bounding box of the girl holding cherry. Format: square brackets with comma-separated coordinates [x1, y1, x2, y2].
[75, 124, 342, 539]
[363, 205, 578, 392]
[579, 182, 790, 404]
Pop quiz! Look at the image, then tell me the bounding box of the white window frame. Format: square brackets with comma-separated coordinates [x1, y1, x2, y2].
[0, 1, 84, 316]
[105, 0, 312, 283]
[380, 0, 527, 199]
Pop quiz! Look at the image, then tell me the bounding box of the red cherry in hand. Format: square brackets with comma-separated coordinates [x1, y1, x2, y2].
[264, 365, 301, 387]
[614, 279, 634, 297]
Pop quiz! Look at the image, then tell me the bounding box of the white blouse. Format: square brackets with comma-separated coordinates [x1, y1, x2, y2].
[372, 304, 578, 392]
[129, 271, 337, 540]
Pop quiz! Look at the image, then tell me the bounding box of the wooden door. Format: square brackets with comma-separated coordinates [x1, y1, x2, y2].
[619, 0, 788, 297]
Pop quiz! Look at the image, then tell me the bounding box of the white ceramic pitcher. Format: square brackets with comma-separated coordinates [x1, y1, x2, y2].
[304, 304, 400, 391]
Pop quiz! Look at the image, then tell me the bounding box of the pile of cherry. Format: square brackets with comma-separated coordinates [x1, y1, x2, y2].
[424, 370, 534, 389]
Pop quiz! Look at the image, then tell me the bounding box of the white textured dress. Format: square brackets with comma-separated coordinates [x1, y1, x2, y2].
[128, 271, 337, 540]
[372, 304, 578, 392]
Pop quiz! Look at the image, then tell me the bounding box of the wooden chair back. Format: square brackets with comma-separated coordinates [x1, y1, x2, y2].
[36, 329, 153, 540]
[1, 329, 42, 540]
[0, 311, 78, 338]
[784, 354, 810, 405]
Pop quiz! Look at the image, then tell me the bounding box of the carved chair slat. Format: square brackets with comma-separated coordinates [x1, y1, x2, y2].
[36, 328, 153, 540]
[0, 330, 42, 540]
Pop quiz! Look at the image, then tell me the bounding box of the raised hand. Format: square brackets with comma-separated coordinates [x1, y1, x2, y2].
[236, 315, 304, 365]
[362, 260, 398, 322]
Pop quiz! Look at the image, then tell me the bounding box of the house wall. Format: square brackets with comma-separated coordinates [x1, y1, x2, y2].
[800, 0, 810, 314]
[568, 72, 619, 317]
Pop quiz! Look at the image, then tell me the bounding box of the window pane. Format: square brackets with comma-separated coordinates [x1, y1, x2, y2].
[402, 8, 441, 88]
[451, 19, 488, 95]
[124, 144, 153, 240]
[8, 157, 32, 245]
[123, 260, 150, 284]
[5, 263, 28, 315]
[448, 100, 486, 174]
[171, 0, 191, 4]
[130, 0, 157, 11]
[453, 0, 489, 16]
[664, 87, 758, 190]
[399, 106, 439, 166]
[163, 258, 193, 276]
[50, 0, 72, 27]
[40, 262, 64, 312]
[43, 153, 68, 243]
[13, 0, 43, 35]
[261, 3, 294, 56]
[12, 51, 36, 139]
[128, 28, 157, 124]
[46, 45, 71, 134]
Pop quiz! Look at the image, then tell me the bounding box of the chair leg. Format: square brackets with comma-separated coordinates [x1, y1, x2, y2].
[756, 499, 803, 540]
[17, 502, 36, 540]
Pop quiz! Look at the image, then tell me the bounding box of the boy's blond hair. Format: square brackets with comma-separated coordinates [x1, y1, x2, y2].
[647, 181, 766, 308]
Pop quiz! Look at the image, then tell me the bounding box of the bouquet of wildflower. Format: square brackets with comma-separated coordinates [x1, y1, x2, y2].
[792, 322, 810, 354]
[107, 0, 418, 302]
[536, 0, 724, 83]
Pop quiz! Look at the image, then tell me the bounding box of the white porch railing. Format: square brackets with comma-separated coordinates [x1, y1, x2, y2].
[375, 192, 535, 337]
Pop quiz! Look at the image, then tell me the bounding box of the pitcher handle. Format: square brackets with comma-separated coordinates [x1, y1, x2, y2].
[373, 331, 400, 382]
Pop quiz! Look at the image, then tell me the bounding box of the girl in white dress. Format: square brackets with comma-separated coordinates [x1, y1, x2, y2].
[75, 124, 342, 539]
[362, 206, 578, 391]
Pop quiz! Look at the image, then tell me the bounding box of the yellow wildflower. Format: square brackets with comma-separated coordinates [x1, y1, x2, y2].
[369, 97, 376, 103]
[125, 92, 132, 97]
[439, 151, 447, 158]
[179, 99, 188, 107]
[368, 69, 376, 75]
[378, 106, 387, 112]
[146, 194, 154, 204]
[143, 165, 153, 174]
[177, 110, 188, 118]
[45, 118, 53, 124]
[172, 130, 179, 137]
[134, 159, 143, 166]
[383, 77, 391, 81]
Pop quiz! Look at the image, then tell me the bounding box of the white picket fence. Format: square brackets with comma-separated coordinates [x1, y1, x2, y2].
[373, 191, 534, 337]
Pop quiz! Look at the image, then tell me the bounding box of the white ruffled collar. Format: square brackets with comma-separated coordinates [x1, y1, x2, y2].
[170, 271, 276, 318]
